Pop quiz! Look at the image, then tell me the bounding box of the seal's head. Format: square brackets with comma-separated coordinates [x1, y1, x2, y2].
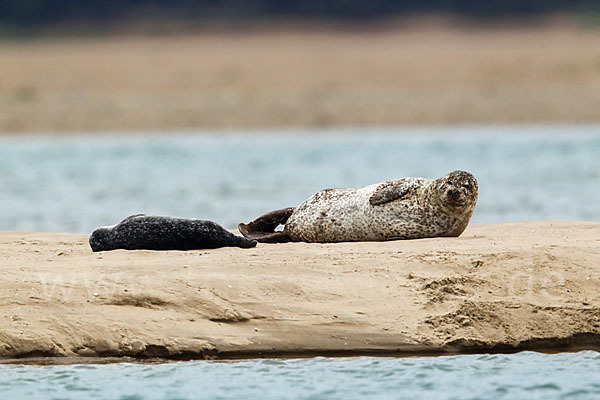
[436, 170, 478, 209]
[89, 227, 112, 252]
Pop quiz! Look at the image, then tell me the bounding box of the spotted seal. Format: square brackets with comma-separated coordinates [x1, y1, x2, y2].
[238, 170, 478, 243]
[90, 215, 257, 252]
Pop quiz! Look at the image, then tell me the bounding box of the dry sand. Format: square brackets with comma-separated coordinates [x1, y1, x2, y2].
[1, 221, 599, 362]
[1, 25, 600, 133]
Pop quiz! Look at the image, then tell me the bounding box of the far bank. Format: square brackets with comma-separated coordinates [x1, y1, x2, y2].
[1, 25, 600, 133]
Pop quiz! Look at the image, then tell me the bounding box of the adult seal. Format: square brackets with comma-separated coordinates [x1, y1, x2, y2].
[90, 215, 257, 252]
[238, 170, 478, 243]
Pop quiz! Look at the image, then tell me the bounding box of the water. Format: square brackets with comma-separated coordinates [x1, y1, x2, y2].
[1, 352, 599, 399]
[0, 125, 599, 233]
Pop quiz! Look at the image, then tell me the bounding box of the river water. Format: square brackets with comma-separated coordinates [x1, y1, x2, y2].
[0, 125, 599, 233]
[1, 352, 599, 399]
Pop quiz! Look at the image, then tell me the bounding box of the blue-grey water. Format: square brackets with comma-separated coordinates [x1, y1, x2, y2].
[0, 125, 599, 233]
[1, 352, 600, 400]
[1, 125, 600, 398]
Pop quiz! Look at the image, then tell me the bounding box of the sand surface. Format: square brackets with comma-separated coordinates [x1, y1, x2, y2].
[1, 221, 599, 362]
[1, 25, 600, 133]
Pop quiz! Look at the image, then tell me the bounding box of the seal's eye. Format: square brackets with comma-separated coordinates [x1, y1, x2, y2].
[462, 183, 471, 190]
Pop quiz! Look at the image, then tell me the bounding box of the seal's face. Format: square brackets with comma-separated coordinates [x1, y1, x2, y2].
[437, 170, 478, 209]
[89, 228, 111, 252]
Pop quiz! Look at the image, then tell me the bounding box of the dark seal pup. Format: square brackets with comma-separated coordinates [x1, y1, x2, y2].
[90, 215, 257, 252]
[238, 170, 478, 243]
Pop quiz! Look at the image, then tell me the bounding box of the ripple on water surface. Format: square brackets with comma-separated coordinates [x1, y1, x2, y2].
[1, 351, 600, 399]
[0, 126, 599, 233]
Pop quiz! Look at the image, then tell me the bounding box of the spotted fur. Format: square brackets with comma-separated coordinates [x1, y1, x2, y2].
[284, 170, 478, 242]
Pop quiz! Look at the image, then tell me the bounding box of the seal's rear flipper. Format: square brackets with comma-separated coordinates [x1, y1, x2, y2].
[238, 207, 295, 243]
[240, 229, 292, 243]
[238, 223, 292, 243]
[235, 235, 259, 248]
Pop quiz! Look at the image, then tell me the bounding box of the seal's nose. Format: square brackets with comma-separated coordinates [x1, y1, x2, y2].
[447, 189, 459, 198]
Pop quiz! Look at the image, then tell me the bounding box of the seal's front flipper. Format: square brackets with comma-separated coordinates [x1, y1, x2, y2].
[369, 179, 414, 205]
[238, 207, 295, 243]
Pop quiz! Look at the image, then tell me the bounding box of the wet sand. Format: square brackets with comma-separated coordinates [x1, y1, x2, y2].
[1, 221, 599, 361]
[1, 25, 600, 133]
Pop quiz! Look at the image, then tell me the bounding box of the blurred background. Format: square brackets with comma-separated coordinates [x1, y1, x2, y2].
[1, 0, 600, 131]
[0, 1, 599, 232]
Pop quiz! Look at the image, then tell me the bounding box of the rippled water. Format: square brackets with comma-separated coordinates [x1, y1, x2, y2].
[1, 352, 599, 400]
[1, 125, 599, 233]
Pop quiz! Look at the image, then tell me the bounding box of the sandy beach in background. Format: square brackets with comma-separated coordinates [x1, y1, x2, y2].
[1, 25, 600, 133]
[1, 221, 599, 362]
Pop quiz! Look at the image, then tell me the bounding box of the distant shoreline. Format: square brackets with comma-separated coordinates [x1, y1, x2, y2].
[1, 123, 599, 138]
[2, 23, 599, 133]
[1, 13, 594, 37]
